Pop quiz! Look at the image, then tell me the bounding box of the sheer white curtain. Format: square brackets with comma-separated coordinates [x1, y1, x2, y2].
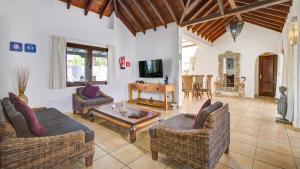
[281, 26, 296, 122]
[107, 45, 116, 85]
[49, 36, 67, 89]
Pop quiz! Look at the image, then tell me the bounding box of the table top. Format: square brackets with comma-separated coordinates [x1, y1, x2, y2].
[91, 103, 161, 125]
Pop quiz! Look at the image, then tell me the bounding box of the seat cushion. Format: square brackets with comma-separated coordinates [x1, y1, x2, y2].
[81, 97, 114, 107]
[149, 114, 194, 138]
[35, 108, 94, 142]
[193, 101, 223, 129]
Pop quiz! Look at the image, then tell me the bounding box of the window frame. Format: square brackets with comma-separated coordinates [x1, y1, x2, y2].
[66, 42, 108, 87]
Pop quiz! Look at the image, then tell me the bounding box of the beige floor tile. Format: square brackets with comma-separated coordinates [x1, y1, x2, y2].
[219, 152, 254, 169]
[128, 154, 168, 169]
[61, 160, 80, 169]
[231, 132, 258, 146]
[232, 125, 260, 137]
[94, 144, 108, 160]
[83, 155, 124, 169]
[253, 160, 281, 169]
[230, 140, 256, 157]
[214, 163, 232, 169]
[295, 158, 300, 169]
[98, 136, 129, 153]
[290, 137, 300, 148]
[257, 138, 293, 155]
[255, 148, 296, 169]
[292, 147, 300, 158]
[111, 144, 146, 164]
[121, 166, 130, 169]
[93, 128, 114, 143]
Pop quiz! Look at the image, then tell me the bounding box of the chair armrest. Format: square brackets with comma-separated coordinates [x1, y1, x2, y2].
[1, 131, 86, 169]
[98, 90, 112, 99]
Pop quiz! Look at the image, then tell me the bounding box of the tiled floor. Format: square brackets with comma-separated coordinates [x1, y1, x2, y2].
[64, 96, 300, 169]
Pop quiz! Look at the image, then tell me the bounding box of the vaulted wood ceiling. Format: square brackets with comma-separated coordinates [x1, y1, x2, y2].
[61, 0, 292, 43]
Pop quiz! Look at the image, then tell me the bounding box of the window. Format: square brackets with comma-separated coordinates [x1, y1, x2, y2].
[66, 43, 108, 87]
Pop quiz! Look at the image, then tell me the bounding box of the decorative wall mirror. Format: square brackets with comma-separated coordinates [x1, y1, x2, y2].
[218, 51, 241, 92]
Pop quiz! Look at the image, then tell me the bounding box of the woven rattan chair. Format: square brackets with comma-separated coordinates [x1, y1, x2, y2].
[150, 103, 230, 169]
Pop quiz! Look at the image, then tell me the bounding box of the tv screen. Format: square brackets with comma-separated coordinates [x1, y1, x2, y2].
[139, 59, 163, 78]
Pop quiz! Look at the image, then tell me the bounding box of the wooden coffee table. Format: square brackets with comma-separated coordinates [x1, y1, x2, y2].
[90, 104, 161, 143]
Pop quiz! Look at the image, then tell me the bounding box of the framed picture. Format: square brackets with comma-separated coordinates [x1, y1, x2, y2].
[10, 42, 23, 52]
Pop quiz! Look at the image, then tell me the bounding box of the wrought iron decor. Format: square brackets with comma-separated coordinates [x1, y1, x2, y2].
[226, 19, 244, 42]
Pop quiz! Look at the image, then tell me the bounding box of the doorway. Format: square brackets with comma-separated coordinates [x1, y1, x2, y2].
[259, 54, 278, 97]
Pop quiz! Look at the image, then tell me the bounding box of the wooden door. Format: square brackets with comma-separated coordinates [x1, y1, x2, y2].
[259, 55, 278, 97]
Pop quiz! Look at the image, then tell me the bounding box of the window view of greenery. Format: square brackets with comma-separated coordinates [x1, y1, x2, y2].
[92, 50, 108, 82]
[66, 47, 87, 82]
[66, 43, 108, 86]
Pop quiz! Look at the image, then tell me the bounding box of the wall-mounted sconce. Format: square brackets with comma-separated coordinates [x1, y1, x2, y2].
[289, 16, 299, 45]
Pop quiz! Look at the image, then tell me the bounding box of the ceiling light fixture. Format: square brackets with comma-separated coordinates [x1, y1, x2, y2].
[226, 19, 244, 42]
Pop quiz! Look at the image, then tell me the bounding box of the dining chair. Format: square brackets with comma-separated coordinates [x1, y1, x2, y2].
[182, 75, 194, 100]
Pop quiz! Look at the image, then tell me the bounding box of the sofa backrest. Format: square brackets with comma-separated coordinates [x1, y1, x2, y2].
[2, 98, 32, 137]
[203, 103, 229, 130]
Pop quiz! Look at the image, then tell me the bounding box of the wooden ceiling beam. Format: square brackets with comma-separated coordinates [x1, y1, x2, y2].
[182, 0, 290, 27]
[132, 0, 156, 31]
[191, 3, 220, 33]
[236, 0, 290, 13]
[163, 0, 179, 24]
[99, 0, 112, 19]
[180, 0, 204, 25]
[243, 18, 282, 32]
[248, 11, 286, 23]
[118, 0, 146, 34]
[113, 0, 118, 17]
[84, 0, 94, 15]
[255, 8, 287, 18]
[228, 0, 243, 21]
[217, 0, 225, 15]
[243, 13, 285, 25]
[190, 0, 214, 21]
[118, 12, 136, 36]
[180, 0, 192, 25]
[206, 17, 233, 40]
[148, 0, 167, 28]
[242, 15, 283, 28]
[203, 16, 231, 38]
[67, 0, 72, 9]
[197, 20, 217, 36]
[211, 28, 226, 42]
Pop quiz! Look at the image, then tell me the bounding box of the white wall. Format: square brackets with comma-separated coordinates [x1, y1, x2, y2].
[135, 23, 181, 105]
[185, 23, 282, 97]
[0, 0, 136, 112]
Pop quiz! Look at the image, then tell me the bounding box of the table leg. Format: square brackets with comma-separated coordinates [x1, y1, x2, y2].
[172, 91, 175, 103]
[129, 126, 136, 143]
[164, 91, 168, 110]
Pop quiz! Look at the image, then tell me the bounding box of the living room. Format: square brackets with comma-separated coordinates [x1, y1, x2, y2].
[1, 0, 300, 169]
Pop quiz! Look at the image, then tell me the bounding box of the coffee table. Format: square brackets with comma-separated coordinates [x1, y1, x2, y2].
[90, 104, 161, 143]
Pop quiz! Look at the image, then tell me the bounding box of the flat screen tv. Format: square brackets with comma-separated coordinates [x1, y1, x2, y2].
[139, 59, 163, 78]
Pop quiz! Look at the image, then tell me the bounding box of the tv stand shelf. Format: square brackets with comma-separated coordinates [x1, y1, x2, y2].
[129, 83, 176, 110]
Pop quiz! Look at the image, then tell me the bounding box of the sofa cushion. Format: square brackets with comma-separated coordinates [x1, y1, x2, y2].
[82, 84, 99, 98]
[149, 114, 194, 138]
[35, 108, 94, 143]
[193, 99, 211, 128]
[193, 101, 223, 129]
[9, 93, 46, 137]
[2, 98, 33, 137]
[81, 97, 114, 107]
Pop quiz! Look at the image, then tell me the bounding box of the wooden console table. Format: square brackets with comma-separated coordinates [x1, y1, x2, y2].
[129, 83, 176, 110]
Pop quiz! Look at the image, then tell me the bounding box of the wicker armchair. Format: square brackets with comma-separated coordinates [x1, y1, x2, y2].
[150, 104, 230, 169]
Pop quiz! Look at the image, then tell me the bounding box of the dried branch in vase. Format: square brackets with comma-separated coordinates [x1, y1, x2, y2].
[16, 67, 30, 94]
